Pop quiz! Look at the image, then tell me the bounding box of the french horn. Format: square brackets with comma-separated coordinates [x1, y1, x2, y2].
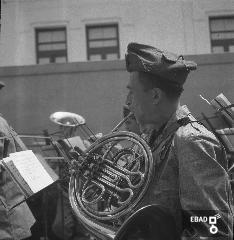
[62, 114, 154, 240]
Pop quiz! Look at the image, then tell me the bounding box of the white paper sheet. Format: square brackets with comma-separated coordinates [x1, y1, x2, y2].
[8, 150, 54, 193]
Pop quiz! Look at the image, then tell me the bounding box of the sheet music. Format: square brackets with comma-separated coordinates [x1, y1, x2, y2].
[65, 136, 87, 151]
[8, 150, 54, 193]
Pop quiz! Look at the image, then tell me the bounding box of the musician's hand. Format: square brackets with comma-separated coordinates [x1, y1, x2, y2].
[69, 154, 86, 174]
[69, 159, 80, 174]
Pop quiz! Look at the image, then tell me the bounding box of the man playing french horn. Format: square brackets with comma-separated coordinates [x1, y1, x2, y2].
[55, 42, 233, 240]
[124, 42, 233, 239]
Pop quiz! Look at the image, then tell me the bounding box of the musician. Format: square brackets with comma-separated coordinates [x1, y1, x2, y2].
[125, 42, 233, 239]
[0, 81, 35, 239]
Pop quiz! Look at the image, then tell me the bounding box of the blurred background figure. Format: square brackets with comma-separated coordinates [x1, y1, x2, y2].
[0, 81, 36, 240]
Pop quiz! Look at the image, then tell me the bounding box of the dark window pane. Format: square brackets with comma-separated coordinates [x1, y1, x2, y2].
[103, 27, 117, 38]
[38, 32, 52, 43]
[86, 24, 120, 61]
[89, 40, 117, 48]
[210, 19, 226, 31]
[51, 31, 66, 42]
[106, 53, 118, 60]
[210, 17, 234, 53]
[38, 57, 50, 64]
[89, 54, 102, 61]
[229, 45, 234, 52]
[55, 56, 67, 63]
[88, 27, 116, 40]
[39, 43, 66, 51]
[211, 32, 234, 40]
[36, 28, 67, 64]
[212, 46, 225, 53]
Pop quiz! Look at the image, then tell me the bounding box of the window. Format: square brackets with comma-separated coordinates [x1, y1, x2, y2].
[86, 24, 120, 60]
[209, 16, 234, 53]
[36, 28, 67, 64]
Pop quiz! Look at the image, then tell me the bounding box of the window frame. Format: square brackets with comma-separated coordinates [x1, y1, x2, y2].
[35, 27, 68, 64]
[86, 23, 120, 60]
[209, 15, 234, 53]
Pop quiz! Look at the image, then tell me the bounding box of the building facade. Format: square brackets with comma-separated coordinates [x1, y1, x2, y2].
[1, 0, 234, 66]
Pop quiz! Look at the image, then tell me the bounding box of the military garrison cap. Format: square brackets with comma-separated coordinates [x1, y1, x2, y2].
[125, 42, 197, 87]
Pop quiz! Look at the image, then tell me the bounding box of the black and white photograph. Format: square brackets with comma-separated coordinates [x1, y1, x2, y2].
[0, 0, 234, 239]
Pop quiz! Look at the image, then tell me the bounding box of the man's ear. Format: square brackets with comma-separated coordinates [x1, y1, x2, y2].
[151, 88, 162, 105]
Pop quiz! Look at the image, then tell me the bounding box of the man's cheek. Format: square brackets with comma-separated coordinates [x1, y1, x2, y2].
[132, 97, 139, 109]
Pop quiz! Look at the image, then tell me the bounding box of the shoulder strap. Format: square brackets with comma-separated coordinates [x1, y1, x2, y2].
[151, 117, 192, 184]
[152, 117, 191, 152]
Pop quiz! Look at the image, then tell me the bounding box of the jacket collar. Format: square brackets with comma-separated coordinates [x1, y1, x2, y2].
[145, 105, 191, 147]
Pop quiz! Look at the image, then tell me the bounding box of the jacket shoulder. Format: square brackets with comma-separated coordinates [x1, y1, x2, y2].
[0, 115, 11, 136]
[174, 121, 219, 146]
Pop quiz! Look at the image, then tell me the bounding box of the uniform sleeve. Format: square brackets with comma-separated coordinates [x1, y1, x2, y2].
[0, 131, 6, 181]
[175, 134, 233, 239]
[0, 131, 6, 160]
[0, 119, 12, 185]
[0, 117, 13, 159]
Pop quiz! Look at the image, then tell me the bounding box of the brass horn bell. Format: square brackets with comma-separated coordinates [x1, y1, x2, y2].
[49, 111, 86, 127]
[49, 111, 98, 140]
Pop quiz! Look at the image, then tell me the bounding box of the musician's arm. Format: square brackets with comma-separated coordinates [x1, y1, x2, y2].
[176, 134, 233, 239]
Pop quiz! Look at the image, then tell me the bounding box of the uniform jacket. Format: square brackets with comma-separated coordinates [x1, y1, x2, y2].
[142, 105, 233, 239]
[0, 115, 35, 240]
